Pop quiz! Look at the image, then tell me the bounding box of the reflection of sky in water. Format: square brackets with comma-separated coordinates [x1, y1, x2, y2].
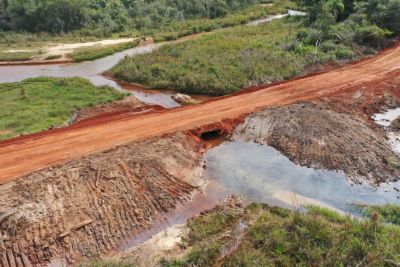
[204, 141, 400, 214]
[0, 43, 180, 107]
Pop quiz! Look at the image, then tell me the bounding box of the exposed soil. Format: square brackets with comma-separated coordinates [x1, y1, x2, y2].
[0, 132, 204, 266]
[116, 224, 190, 267]
[233, 101, 400, 183]
[1, 44, 399, 183]
[72, 96, 151, 123]
[390, 117, 400, 131]
[114, 196, 245, 267]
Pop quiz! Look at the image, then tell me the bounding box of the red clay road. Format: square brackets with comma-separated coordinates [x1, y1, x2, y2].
[1, 44, 400, 183]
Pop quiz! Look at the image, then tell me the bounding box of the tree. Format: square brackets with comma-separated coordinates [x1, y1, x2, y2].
[326, 0, 344, 21]
[0, 0, 11, 30]
[37, 0, 88, 33]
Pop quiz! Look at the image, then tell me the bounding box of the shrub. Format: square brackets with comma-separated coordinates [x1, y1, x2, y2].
[355, 25, 392, 48]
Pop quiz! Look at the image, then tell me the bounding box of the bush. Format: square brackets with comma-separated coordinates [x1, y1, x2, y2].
[334, 45, 356, 59]
[355, 25, 392, 48]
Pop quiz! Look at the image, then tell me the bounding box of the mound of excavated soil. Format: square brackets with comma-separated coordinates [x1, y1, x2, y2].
[0, 133, 203, 266]
[233, 102, 400, 183]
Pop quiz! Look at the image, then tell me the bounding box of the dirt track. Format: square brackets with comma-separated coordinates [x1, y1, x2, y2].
[1, 44, 400, 183]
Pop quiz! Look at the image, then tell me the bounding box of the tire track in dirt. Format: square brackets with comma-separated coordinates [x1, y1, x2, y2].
[0, 133, 203, 266]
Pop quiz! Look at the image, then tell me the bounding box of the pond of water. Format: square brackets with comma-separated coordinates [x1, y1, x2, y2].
[204, 141, 400, 214]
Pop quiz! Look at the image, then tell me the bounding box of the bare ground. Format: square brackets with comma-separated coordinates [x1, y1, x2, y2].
[72, 96, 150, 123]
[233, 101, 400, 183]
[0, 132, 203, 266]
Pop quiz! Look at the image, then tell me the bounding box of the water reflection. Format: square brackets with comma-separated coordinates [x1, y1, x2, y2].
[204, 141, 400, 214]
[0, 43, 183, 107]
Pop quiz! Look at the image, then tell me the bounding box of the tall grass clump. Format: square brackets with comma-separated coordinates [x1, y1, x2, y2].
[0, 77, 127, 140]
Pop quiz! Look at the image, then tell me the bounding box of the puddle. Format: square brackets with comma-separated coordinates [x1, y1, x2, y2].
[204, 141, 400, 214]
[372, 107, 400, 154]
[116, 140, 400, 255]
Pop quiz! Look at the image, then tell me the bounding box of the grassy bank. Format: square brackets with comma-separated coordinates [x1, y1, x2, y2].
[162, 202, 400, 266]
[110, 19, 321, 95]
[68, 41, 140, 62]
[110, 16, 362, 96]
[0, 51, 36, 62]
[0, 77, 127, 140]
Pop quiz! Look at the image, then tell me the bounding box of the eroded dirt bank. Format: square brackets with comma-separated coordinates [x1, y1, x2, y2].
[0, 133, 203, 266]
[233, 75, 400, 184]
[71, 96, 151, 124]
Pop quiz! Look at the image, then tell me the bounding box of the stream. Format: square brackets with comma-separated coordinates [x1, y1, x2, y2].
[0, 43, 187, 107]
[0, 10, 305, 108]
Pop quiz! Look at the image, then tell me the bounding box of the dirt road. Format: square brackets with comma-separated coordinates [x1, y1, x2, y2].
[1, 44, 399, 183]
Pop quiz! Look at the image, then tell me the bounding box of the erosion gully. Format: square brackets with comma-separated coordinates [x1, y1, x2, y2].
[1, 11, 399, 265]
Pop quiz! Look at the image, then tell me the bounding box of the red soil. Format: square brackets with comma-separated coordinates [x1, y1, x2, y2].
[0, 43, 399, 183]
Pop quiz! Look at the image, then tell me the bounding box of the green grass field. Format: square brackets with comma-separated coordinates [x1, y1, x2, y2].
[110, 17, 356, 96]
[0, 77, 127, 140]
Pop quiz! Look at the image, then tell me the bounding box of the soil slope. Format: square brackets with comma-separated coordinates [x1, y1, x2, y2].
[0, 133, 203, 266]
[0, 44, 400, 183]
[233, 102, 400, 183]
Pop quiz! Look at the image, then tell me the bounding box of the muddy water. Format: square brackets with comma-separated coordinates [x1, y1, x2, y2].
[205, 141, 400, 214]
[120, 140, 400, 254]
[118, 180, 229, 251]
[0, 43, 187, 107]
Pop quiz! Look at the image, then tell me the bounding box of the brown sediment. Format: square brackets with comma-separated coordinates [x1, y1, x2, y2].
[0, 132, 204, 266]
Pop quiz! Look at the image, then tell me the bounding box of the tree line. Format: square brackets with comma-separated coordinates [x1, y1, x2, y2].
[294, 0, 400, 50]
[0, 0, 268, 34]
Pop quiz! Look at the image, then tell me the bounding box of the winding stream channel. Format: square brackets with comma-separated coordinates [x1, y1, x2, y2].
[1, 10, 399, 263]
